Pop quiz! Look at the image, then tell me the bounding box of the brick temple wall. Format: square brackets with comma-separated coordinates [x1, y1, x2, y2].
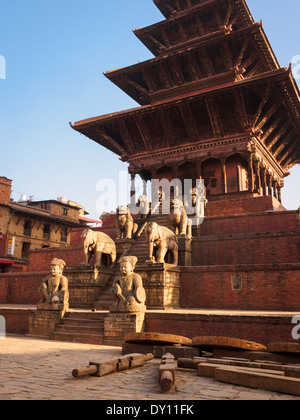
[145, 312, 296, 346]
[0, 272, 46, 304]
[180, 264, 300, 311]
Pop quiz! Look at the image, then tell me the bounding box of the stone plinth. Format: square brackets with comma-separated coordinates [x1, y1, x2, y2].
[65, 265, 114, 308]
[115, 238, 136, 261]
[136, 263, 181, 309]
[177, 236, 193, 267]
[29, 304, 69, 338]
[103, 312, 145, 346]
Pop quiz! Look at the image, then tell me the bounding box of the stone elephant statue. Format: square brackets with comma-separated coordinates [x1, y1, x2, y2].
[116, 206, 138, 239]
[82, 229, 116, 268]
[146, 222, 178, 265]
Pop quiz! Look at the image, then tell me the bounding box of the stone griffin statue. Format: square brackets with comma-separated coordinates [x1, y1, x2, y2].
[39, 258, 69, 307]
[110, 256, 146, 313]
[146, 222, 178, 265]
[116, 206, 138, 239]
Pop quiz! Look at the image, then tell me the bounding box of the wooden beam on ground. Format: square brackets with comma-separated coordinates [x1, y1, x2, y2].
[214, 367, 300, 397]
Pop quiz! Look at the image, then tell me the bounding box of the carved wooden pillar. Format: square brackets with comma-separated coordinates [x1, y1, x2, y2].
[253, 159, 261, 194]
[266, 173, 273, 196]
[272, 180, 279, 201]
[277, 184, 282, 203]
[247, 154, 254, 193]
[130, 172, 136, 206]
[261, 166, 267, 196]
[221, 158, 227, 194]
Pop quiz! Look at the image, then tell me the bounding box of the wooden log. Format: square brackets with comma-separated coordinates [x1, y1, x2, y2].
[159, 353, 176, 392]
[177, 358, 199, 370]
[268, 342, 300, 354]
[197, 363, 285, 379]
[72, 365, 98, 378]
[213, 349, 300, 364]
[125, 332, 192, 347]
[214, 367, 300, 397]
[72, 353, 154, 378]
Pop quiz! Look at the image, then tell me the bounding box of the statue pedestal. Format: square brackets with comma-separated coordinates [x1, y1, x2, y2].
[103, 312, 145, 346]
[115, 238, 136, 261]
[136, 263, 181, 309]
[29, 303, 69, 338]
[177, 236, 193, 267]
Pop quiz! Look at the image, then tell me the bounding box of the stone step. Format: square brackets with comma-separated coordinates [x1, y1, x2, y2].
[64, 311, 107, 320]
[62, 317, 105, 327]
[55, 324, 104, 335]
[52, 331, 104, 345]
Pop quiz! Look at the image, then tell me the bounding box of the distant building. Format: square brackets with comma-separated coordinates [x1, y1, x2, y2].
[0, 176, 99, 271]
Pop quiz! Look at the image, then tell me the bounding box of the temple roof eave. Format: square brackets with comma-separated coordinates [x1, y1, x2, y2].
[71, 68, 300, 171]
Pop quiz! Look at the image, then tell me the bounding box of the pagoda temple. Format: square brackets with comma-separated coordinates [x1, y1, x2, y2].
[71, 0, 300, 215]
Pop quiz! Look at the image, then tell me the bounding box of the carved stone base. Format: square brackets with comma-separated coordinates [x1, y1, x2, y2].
[103, 312, 145, 346]
[115, 238, 136, 261]
[29, 305, 69, 338]
[177, 236, 193, 266]
[136, 263, 181, 309]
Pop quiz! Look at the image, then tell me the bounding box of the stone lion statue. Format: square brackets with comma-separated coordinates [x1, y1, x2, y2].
[138, 195, 150, 219]
[82, 229, 116, 268]
[146, 222, 178, 265]
[116, 206, 138, 239]
[169, 199, 192, 237]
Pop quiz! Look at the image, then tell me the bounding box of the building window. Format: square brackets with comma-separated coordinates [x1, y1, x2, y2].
[63, 208, 68, 216]
[61, 227, 68, 243]
[22, 242, 31, 259]
[43, 224, 51, 240]
[24, 220, 32, 237]
[232, 274, 242, 291]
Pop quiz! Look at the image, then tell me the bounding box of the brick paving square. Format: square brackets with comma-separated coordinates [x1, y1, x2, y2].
[0, 334, 299, 401]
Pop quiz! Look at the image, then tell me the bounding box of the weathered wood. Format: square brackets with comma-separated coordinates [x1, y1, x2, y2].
[72, 365, 98, 378]
[125, 332, 192, 346]
[268, 342, 300, 354]
[213, 349, 300, 365]
[197, 363, 285, 379]
[214, 367, 300, 397]
[159, 353, 176, 392]
[177, 358, 199, 370]
[192, 336, 267, 352]
[72, 353, 154, 378]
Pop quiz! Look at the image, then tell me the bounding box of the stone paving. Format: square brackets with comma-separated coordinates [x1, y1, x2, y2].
[0, 334, 299, 401]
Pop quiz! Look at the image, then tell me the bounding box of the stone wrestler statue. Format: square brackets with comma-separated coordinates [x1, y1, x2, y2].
[39, 258, 69, 305]
[110, 256, 146, 313]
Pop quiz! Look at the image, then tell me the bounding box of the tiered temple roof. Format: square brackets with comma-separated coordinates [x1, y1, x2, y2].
[71, 0, 300, 189]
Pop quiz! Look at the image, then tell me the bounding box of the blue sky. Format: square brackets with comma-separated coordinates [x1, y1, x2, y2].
[0, 0, 299, 220]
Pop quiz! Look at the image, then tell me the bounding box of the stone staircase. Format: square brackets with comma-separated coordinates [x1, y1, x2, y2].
[52, 311, 107, 345]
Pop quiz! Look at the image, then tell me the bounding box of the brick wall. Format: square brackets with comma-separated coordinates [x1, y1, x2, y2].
[0, 177, 12, 204]
[0, 272, 46, 304]
[145, 312, 297, 346]
[180, 264, 300, 311]
[27, 246, 84, 272]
